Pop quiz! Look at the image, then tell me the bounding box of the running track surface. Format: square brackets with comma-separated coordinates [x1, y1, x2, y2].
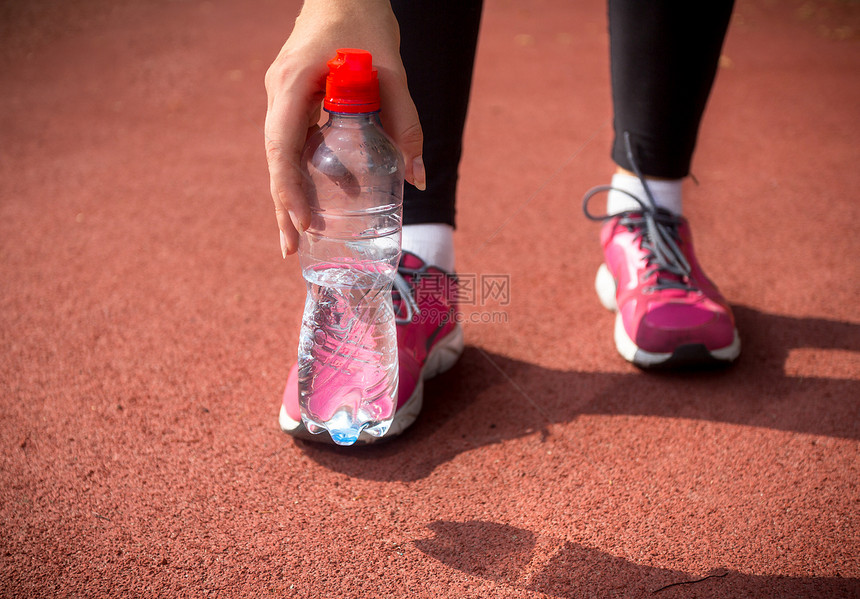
[2, 1, 859, 597]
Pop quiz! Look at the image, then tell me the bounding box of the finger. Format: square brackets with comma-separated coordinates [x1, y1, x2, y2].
[271, 180, 300, 257]
[377, 67, 425, 191]
[264, 90, 320, 247]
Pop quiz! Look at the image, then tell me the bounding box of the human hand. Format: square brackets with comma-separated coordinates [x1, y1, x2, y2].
[264, 0, 425, 257]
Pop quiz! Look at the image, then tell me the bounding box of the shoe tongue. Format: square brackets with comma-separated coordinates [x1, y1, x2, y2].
[399, 250, 426, 270]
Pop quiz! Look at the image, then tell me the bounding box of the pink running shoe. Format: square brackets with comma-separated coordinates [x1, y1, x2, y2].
[583, 183, 741, 368]
[279, 250, 464, 444]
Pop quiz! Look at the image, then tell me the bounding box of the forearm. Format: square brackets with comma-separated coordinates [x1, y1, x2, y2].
[291, 0, 400, 50]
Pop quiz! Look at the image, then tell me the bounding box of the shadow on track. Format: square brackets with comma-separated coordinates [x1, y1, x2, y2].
[412, 519, 859, 598]
[293, 305, 860, 481]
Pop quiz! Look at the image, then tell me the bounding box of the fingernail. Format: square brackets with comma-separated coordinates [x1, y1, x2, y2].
[279, 230, 288, 259]
[412, 156, 426, 191]
[288, 210, 306, 233]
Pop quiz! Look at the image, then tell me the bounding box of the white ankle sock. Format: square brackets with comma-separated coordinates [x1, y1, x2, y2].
[607, 173, 683, 216]
[401, 223, 455, 272]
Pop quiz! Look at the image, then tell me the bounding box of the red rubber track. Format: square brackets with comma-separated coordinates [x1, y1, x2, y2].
[1, 0, 858, 597]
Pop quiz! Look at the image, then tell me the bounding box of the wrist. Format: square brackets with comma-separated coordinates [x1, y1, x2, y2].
[298, 0, 394, 23]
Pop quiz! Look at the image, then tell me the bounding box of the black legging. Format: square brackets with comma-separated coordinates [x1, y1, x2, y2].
[391, 0, 734, 227]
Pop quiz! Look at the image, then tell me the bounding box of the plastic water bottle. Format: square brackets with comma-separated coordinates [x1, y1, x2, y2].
[296, 49, 404, 446]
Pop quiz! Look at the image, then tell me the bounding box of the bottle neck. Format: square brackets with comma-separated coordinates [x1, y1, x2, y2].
[325, 110, 381, 128]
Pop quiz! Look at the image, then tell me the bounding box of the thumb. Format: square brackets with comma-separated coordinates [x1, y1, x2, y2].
[377, 67, 426, 191]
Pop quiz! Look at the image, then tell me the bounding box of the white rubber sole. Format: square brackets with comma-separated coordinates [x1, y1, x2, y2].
[279, 324, 465, 444]
[595, 263, 741, 368]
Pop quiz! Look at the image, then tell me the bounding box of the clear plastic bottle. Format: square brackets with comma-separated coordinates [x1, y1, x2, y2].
[296, 49, 404, 446]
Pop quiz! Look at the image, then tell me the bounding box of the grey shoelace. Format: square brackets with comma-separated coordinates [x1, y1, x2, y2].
[582, 132, 695, 293]
[393, 270, 421, 325]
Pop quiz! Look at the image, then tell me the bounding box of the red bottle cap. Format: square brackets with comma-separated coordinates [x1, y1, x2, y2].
[323, 49, 381, 114]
